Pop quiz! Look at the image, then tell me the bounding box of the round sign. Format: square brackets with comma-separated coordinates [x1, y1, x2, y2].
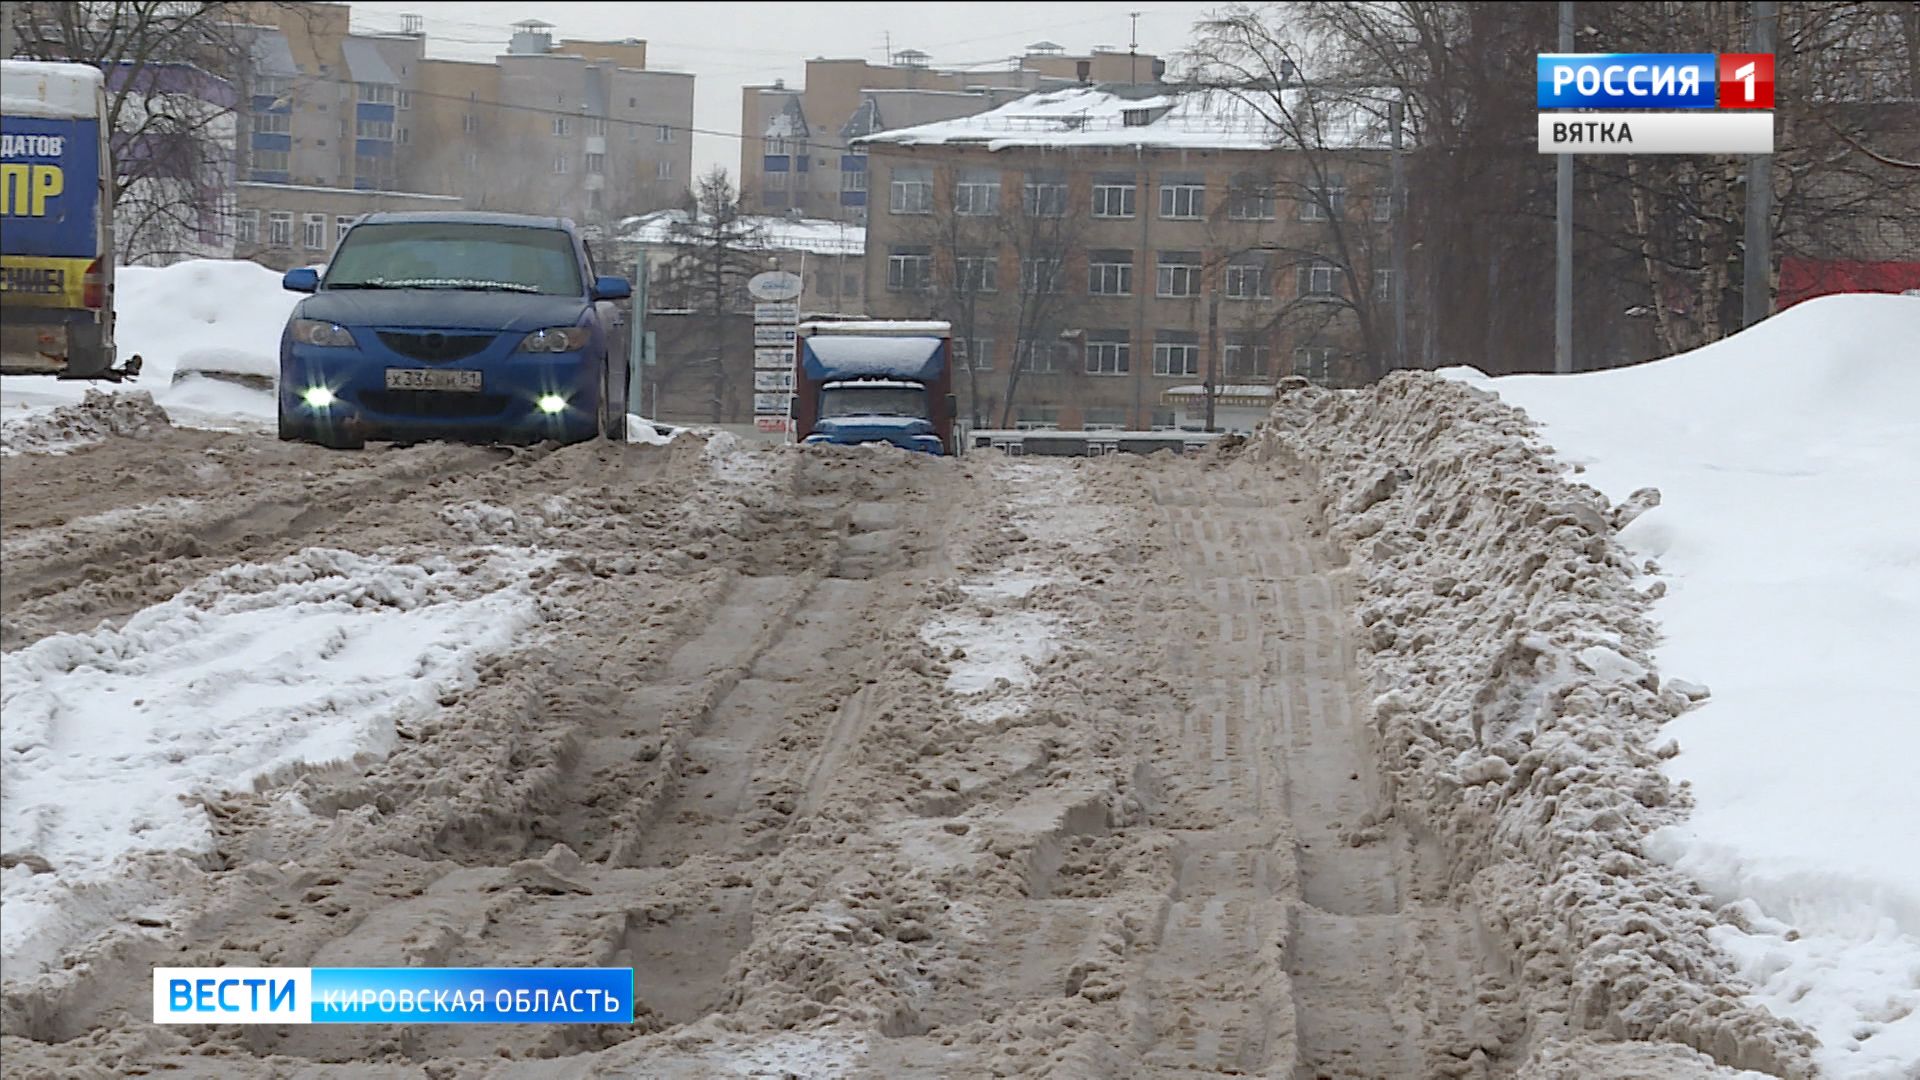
[747, 270, 803, 302]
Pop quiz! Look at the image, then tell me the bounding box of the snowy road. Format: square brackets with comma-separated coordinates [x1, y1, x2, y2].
[0, 391, 1830, 1078]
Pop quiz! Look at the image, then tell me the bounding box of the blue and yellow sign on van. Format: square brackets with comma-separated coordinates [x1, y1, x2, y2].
[1, 116, 101, 309]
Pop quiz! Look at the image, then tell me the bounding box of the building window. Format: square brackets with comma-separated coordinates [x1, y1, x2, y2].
[656, 159, 673, 180]
[764, 136, 788, 156]
[1374, 268, 1397, 301]
[889, 169, 932, 214]
[235, 209, 259, 245]
[1223, 340, 1270, 379]
[1153, 332, 1201, 376]
[1084, 332, 1130, 375]
[355, 118, 393, 140]
[334, 214, 356, 244]
[552, 116, 571, 137]
[887, 248, 932, 292]
[1301, 174, 1346, 220]
[657, 124, 675, 142]
[841, 168, 866, 192]
[1156, 252, 1202, 298]
[957, 337, 993, 371]
[585, 152, 605, 173]
[588, 189, 603, 211]
[1150, 409, 1178, 431]
[1083, 407, 1127, 431]
[1014, 406, 1059, 430]
[586, 117, 606, 136]
[765, 168, 788, 190]
[554, 155, 569, 174]
[302, 213, 326, 250]
[464, 151, 480, 171]
[1022, 177, 1068, 217]
[252, 75, 292, 99]
[356, 82, 394, 104]
[1372, 193, 1394, 221]
[1159, 182, 1204, 219]
[1225, 260, 1269, 300]
[253, 110, 290, 135]
[1015, 341, 1063, 374]
[1293, 346, 1334, 382]
[396, 89, 411, 110]
[955, 252, 998, 294]
[252, 149, 290, 175]
[1298, 260, 1339, 298]
[954, 174, 1000, 216]
[1092, 182, 1135, 218]
[1088, 251, 1132, 296]
[1228, 182, 1275, 220]
[1020, 258, 1063, 295]
[397, 127, 409, 144]
[462, 114, 478, 134]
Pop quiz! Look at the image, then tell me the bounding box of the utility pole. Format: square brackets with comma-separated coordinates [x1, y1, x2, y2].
[1204, 290, 1220, 433]
[1129, 11, 1140, 86]
[1743, 0, 1777, 327]
[1555, 1, 1575, 374]
[1390, 94, 1409, 370]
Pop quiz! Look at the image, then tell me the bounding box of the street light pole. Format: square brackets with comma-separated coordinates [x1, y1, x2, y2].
[1390, 94, 1409, 370]
[1555, 0, 1575, 375]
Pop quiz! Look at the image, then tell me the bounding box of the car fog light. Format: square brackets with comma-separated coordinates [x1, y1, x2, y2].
[536, 393, 568, 414]
[303, 386, 336, 408]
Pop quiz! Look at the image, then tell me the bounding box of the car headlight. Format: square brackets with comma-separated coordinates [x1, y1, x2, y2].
[290, 318, 356, 348]
[519, 326, 591, 354]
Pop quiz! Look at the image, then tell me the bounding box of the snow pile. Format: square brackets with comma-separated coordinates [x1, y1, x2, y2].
[0, 545, 549, 976]
[1, 258, 290, 437]
[0, 388, 172, 455]
[1454, 293, 1920, 1079]
[1250, 374, 1820, 1076]
[626, 413, 678, 446]
[118, 258, 297, 383]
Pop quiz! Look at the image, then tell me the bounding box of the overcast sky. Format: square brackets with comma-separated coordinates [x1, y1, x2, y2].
[349, 1, 1224, 179]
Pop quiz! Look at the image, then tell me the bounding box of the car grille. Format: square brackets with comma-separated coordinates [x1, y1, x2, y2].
[376, 331, 495, 362]
[359, 390, 510, 418]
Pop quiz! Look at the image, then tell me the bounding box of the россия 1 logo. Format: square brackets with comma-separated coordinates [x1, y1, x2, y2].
[1536, 53, 1774, 154]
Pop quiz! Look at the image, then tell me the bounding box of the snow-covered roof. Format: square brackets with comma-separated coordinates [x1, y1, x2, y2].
[858, 84, 1402, 153]
[249, 33, 300, 79]
[0, 60, 103, 120]
[617, 209, 863, 256]
[1165, 384, 1277, 397]
[341, 38, 398, 85]
[800, 320, 951, 335]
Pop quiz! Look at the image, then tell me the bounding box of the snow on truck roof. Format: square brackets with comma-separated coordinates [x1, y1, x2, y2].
[802, 335, 946, 383]
[799, 320, 951, 335]
[0, 60, 104, 120]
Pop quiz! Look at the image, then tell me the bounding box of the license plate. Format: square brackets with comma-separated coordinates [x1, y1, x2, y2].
[384, 367, 481, 392]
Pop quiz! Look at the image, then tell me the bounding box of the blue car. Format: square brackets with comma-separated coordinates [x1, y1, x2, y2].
[277, 211, 632, 448]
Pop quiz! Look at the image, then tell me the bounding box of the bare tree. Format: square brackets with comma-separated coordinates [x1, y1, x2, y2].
[990, 168, 1088, 427]
[653, 167, 764, 423]
[7, 1, 274, 263]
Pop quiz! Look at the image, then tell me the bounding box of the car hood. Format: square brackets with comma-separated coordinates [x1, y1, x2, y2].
[297, 290, 590, 332]
[812, 416, 936, 441]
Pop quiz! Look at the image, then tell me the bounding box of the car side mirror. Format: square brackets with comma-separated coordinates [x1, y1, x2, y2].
[591, 275, 632, 301]
[282, 267, 319, 293]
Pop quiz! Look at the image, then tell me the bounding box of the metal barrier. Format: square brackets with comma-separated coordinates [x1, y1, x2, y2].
[969, 429, 1223, 457]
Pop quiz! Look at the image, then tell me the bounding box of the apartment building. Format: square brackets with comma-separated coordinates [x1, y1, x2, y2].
[741, 44, 1163, 224]
[859, 85, 1406, 431]
[230, 4, 692, 268]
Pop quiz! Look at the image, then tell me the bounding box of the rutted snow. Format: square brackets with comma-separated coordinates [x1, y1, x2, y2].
[0, 545, 549, 975]
[1455, 294, 1920, 1078]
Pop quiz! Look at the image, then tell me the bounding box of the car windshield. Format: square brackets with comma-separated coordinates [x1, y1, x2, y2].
[819, 384, 928, 419]
[323, 222, 583, 296]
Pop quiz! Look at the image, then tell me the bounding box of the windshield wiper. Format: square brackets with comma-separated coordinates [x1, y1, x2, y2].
[326, 281, 403, 290]
[405, 281, 542, 293]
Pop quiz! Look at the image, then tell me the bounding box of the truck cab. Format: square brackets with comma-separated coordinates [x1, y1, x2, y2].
[791, 320, 961, 456]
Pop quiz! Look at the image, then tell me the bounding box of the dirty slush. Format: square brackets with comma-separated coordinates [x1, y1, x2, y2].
[0, 388, 1811, 1078]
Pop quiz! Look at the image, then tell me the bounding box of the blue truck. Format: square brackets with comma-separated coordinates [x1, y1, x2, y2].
[790, 320, 963, 455]
[1, 60, 128, 379]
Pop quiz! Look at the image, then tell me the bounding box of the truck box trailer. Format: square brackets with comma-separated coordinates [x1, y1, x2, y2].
[791, 320, 962, 456]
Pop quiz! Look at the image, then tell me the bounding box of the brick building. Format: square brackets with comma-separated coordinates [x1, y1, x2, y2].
[859, 84, 1406, 431]
[741, 44, 1162, 225]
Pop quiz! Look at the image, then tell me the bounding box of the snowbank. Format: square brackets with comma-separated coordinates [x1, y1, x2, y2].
[1455, 294, 1920, 1079]
[1251, 374, 1820, 1076]
[0, 258, 291, 438]
[0, 546, 549, 975]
